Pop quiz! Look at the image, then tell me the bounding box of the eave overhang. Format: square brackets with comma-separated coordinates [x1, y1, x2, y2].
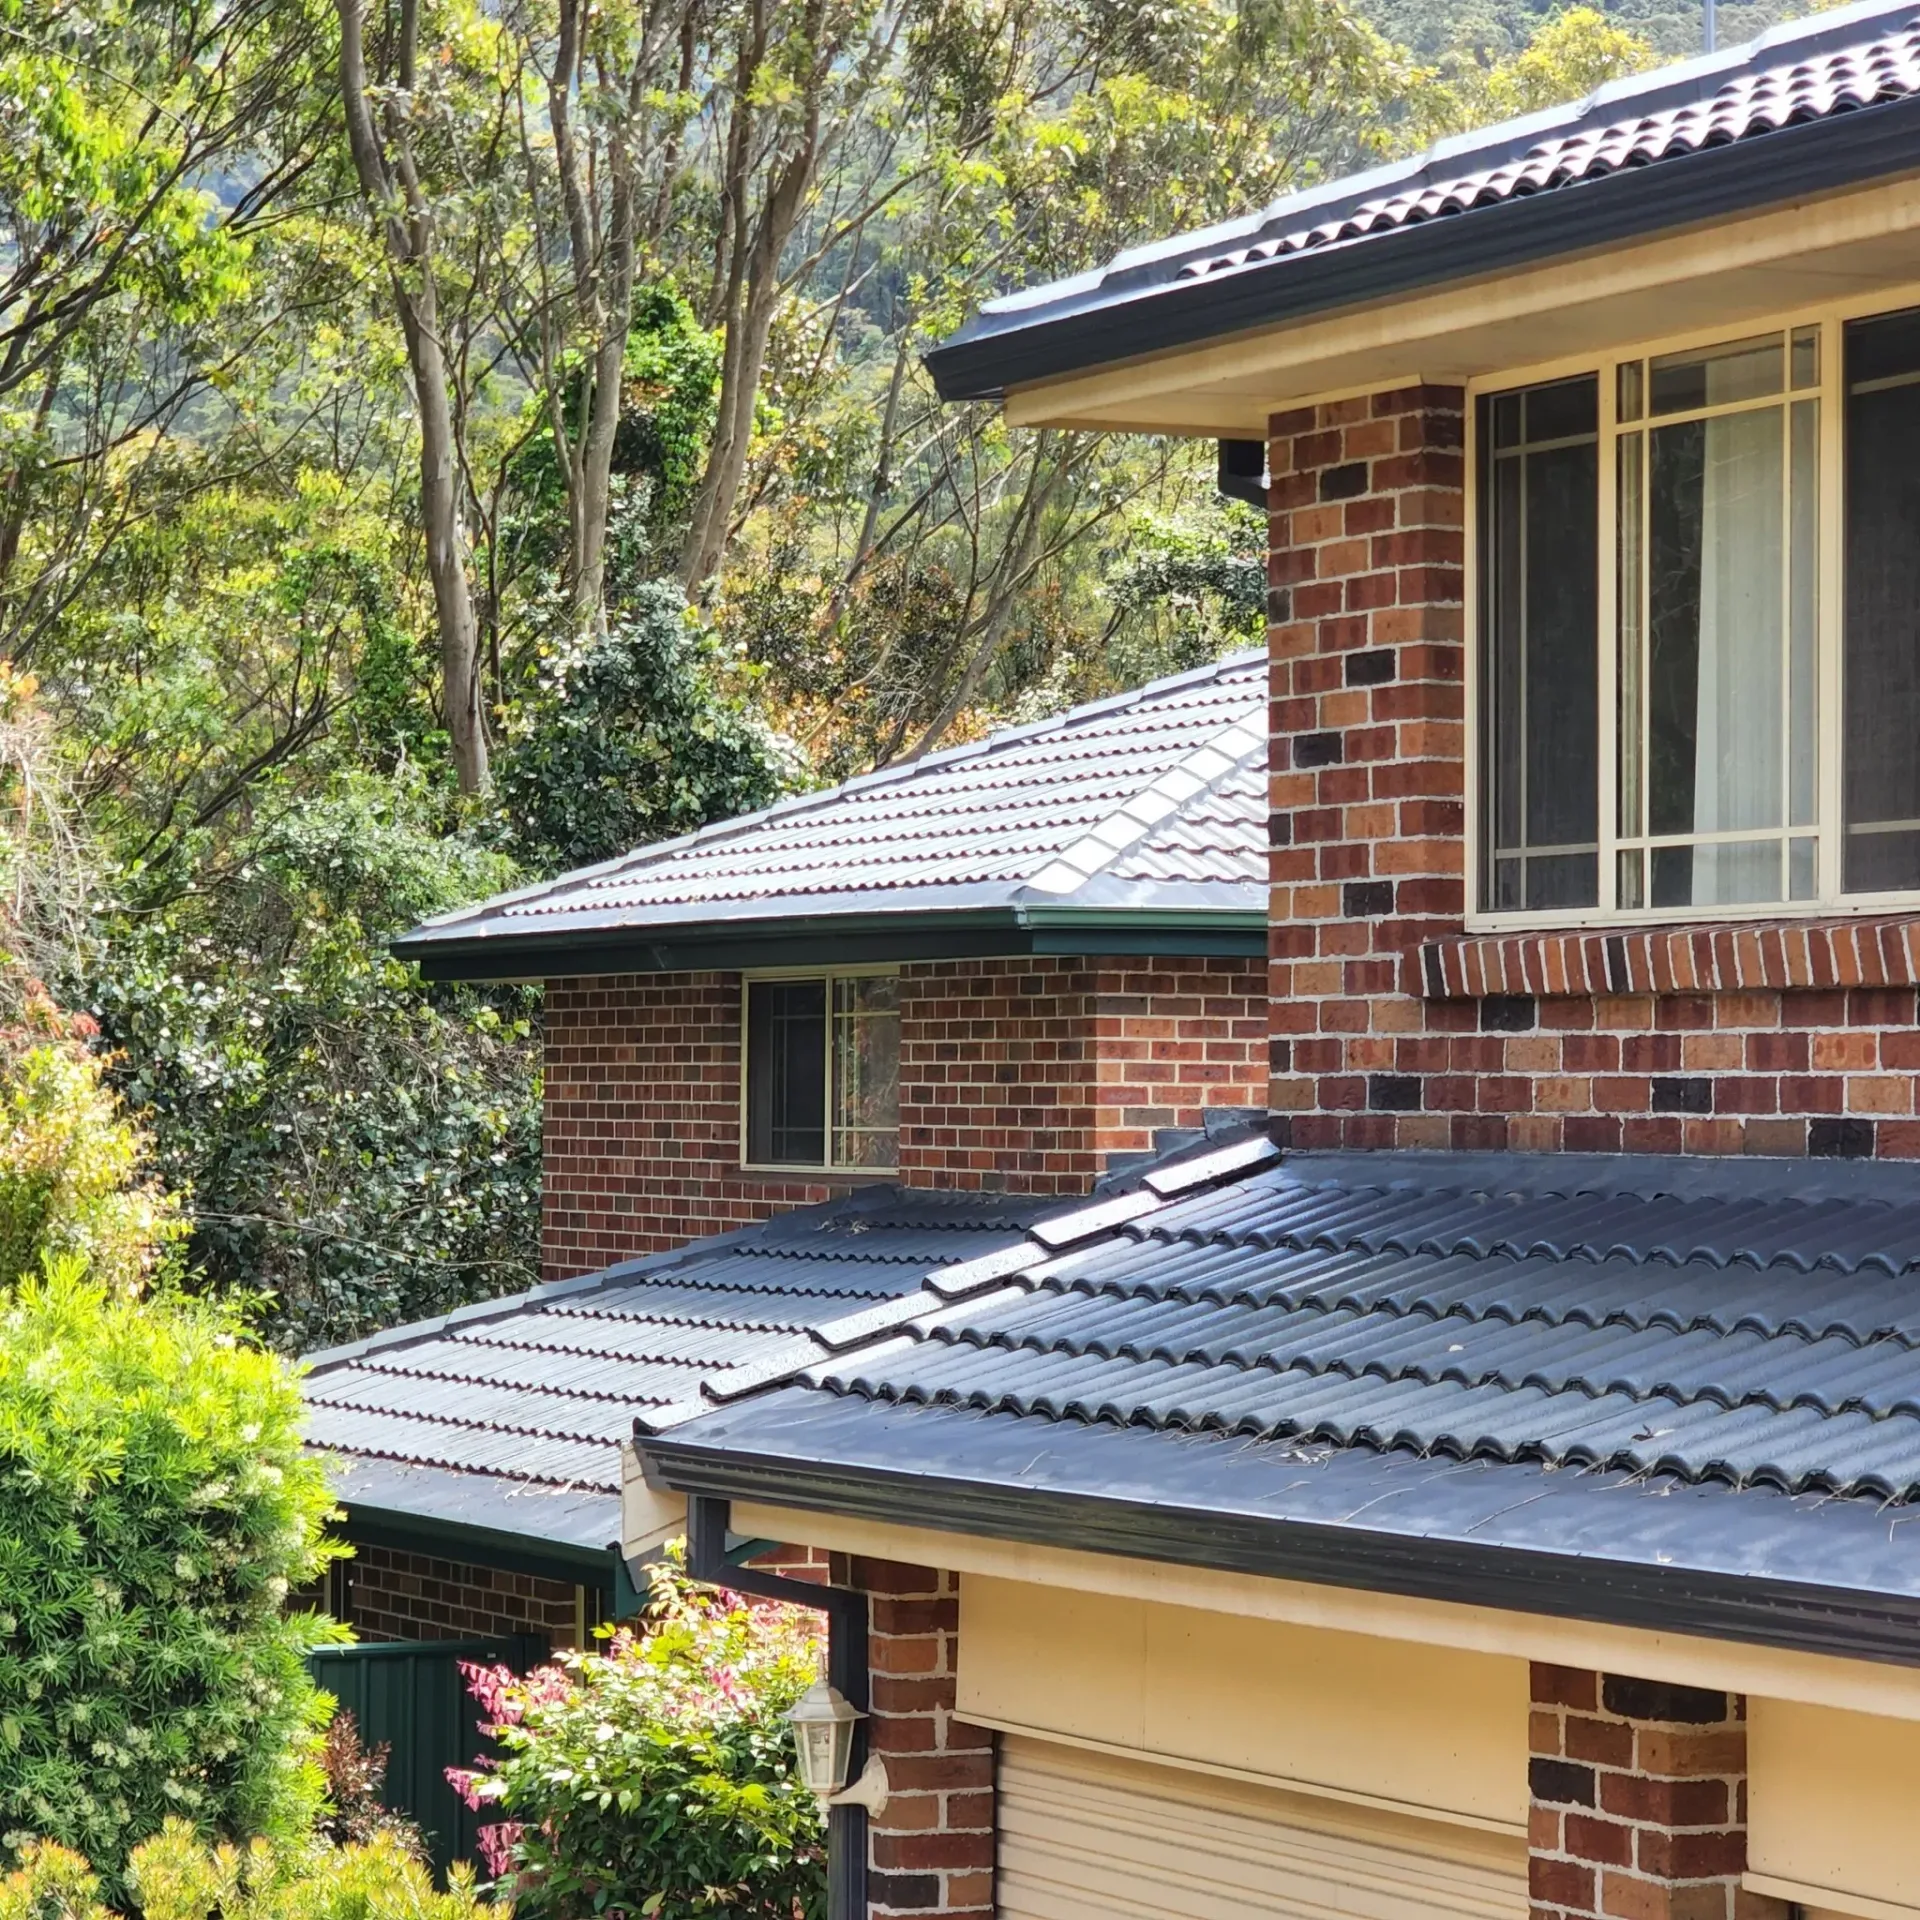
[397, 903, 1268, 984]
[925, 91, 1920, 413]
[637, 1390, 1920, 1669]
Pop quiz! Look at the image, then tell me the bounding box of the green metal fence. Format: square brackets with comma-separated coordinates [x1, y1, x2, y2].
[307, 1635, 548, 1882]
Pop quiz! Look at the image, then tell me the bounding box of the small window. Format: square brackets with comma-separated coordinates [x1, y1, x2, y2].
[744, 973, 899, 1170]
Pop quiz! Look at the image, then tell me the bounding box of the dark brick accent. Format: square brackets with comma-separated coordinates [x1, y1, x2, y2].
[1267, 587, 1291, 623]
[1269, 813, 1292, 846]
[1344, 648, 1397, 686]
[1650, 1076, 1713, 1114]
[1480, 993, 1536, 1032]
[1811, 1116, 1877, 1158]
[1319, 461, 1368, 500]
[1367, 1073, 1421, 1111]
[1343, 881, 1394, 917]
[868, 1875, 941, 1910]
[1601, 1675, 1730, 1723]
[1293, 730, 1343, 768]
[1530, 1757, 1596, 1807]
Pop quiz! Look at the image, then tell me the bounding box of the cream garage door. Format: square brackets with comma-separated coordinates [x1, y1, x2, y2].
[997, 1734, 1527, 1920]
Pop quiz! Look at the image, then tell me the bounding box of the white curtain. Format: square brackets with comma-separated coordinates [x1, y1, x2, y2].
[1691, 407, 1783, 903]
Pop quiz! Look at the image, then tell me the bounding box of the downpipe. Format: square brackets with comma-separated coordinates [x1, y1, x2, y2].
[684, 1494, 868, 1920]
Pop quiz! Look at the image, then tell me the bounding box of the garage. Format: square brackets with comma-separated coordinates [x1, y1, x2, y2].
[996, 1734, 1527, 1920]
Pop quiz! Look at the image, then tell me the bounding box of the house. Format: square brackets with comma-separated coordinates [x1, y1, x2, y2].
[304, 654, 1268, 1642]
[619, 7, 1920, 1920]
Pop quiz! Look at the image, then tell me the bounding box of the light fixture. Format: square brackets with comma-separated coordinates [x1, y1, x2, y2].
[788, 1674, 889, 1815]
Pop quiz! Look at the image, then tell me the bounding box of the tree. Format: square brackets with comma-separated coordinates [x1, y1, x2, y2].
[496, 576, 799, 877]
[336, 0, 490, 791]
[1406, 5, 1658, 137]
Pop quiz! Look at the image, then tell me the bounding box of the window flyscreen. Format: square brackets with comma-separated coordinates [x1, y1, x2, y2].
[1479, 375, 1601, 912]
[746, 978, 826, 1165]
[1843, 305, 1920, 894]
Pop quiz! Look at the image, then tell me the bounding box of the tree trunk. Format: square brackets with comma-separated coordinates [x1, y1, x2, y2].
[337, 0, 490, 792]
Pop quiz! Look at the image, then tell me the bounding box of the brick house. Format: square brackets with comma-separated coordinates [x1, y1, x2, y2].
[621, 9, 1920, 1920]
[304, 654, 1267, 1642]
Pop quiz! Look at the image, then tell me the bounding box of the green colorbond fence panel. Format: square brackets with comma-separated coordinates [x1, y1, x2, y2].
[308, 1636, 548, 1882]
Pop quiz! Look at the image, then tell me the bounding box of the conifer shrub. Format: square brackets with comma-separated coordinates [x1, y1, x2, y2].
[0, 1267, 340, 1887]
[0, 1819, 485, 1920]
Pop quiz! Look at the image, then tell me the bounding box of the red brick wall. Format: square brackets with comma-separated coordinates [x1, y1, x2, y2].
[1529, 1664, 1785, 1920]
[856, 1559, 993, 1920]
[343, 1543, 587, 1645]
[543, 973, 852, 1279]
[1266, 386, 1920, 1156]
[542, 956, 1265, 1277]
[898, 956, 1266, 1193]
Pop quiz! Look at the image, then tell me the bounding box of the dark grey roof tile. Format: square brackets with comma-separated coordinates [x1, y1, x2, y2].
[761, 1148, 1920, 1503]
[304, 1186, 1045, 1517]
[400, 652, 1266, 958]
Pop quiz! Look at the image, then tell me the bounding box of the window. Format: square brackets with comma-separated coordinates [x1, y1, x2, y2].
[743, 972, 899, 1170]
[1474, 303, 1920, 922]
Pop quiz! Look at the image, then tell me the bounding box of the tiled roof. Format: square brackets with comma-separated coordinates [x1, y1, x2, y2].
[1176, 13, 1920, 288]
[641, 1140, 1920, 1638]
[302, 1187, 1046, 1553]
[926, 0, 1920, 398]
[780, 1149, 1920, 1500]
[396, 651, 1265, 969]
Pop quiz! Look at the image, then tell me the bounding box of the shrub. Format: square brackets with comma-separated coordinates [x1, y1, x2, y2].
[454, 1557, 826, 1920]
[0, 1266, 340, 1887]
[495, 579, 799, 879]
[0, 1820, 486, 1920]
[0, 990, 182, 1296]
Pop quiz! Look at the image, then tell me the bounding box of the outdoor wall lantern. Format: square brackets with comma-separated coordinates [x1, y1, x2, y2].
[788, 1674, 889, 1814]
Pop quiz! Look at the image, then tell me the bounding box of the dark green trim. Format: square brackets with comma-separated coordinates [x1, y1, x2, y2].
[404, 907, 1268, 983]
[338, 1505, 621, 1595]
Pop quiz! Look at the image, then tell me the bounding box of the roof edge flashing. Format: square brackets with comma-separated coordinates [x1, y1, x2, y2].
[634, 1436, 1920, 1668]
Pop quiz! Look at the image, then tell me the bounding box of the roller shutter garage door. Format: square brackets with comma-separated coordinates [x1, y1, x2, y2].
[997, 1734, 1526, 1920]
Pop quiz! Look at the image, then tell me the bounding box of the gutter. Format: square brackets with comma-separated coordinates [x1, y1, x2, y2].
[639, 1433, 1920, 1672]
[923, 90, 1920, 402]
[684, 1494, 868, 1920]
[399, 904, 1268, 984]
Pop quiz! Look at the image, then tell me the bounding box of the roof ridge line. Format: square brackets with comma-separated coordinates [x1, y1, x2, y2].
[1022, 705, 1268, 898]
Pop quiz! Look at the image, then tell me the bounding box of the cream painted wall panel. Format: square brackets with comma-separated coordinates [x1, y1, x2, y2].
[1749, 1700, 1920, 1918]
[997, 1733, 1526, 1920]
[959, 1575, 1527, 1830]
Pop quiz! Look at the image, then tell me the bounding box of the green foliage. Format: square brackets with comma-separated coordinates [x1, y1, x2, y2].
[0, 1269, 340, 1887]
[1409, 5, 1658, 137]
[457, 1558, 826, 1920]
[615, 292, 725, 558]
[496, 578, 800, 878]
[0, 995, 182, 1299]
[84, 771, 539, 1353]
[0, 1821, 486, 1920]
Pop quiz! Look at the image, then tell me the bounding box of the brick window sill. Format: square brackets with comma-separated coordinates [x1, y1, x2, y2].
[1419, 915, 1920, 1000]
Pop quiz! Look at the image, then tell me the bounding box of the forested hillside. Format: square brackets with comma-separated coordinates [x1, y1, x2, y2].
[0, 0, 1799, 1347]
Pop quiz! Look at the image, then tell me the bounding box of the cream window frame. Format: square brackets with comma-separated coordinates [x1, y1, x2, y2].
[1463, 282, 1920, 933]
[738, 964, 901, 1175]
